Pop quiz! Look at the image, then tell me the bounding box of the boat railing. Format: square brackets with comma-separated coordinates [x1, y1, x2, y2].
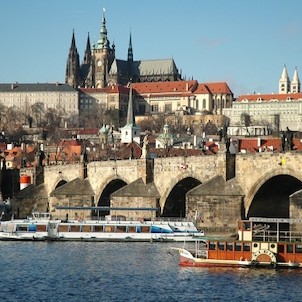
[252, 230, 302, 242]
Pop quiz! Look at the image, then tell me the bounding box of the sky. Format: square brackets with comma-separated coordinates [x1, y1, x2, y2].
[1, 0, 302, 97]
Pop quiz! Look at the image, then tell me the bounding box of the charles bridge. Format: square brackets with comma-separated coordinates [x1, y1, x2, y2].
[15, 148, 302, 233]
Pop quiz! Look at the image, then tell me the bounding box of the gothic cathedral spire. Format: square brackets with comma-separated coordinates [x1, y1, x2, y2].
[128, 31, 133, 62]
[65, 30, 81, 87]
[83, 33, 92, 65]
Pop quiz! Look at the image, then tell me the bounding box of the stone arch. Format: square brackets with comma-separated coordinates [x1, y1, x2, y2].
[51, 177, 68, 193]
[245, 167, 302, 217]
[159, 172, 202, 217]
[95, 175, 128, 206]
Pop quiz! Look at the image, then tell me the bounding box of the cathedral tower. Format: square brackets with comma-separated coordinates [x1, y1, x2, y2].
[91, 8, 115, 88]
[65, 31, 81, 87]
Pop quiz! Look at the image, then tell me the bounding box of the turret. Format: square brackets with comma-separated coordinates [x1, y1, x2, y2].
[279, 65, 290, 94]
[291, 66, 300, 93]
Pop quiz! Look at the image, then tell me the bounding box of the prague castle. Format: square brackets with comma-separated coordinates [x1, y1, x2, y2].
[65, 9, 182, 89]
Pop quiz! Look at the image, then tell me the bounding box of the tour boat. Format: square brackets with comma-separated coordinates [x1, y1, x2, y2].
[172, 217, 302, 269]
[0, 212, 204, 242]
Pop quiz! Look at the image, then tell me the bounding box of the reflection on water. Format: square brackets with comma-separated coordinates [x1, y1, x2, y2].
[1, 242, 302, 302]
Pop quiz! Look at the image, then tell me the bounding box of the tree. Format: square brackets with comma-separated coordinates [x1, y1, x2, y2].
[31, 102, 44, 127]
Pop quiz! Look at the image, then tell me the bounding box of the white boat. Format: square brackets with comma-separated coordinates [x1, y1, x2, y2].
[0, 213, 204, 242]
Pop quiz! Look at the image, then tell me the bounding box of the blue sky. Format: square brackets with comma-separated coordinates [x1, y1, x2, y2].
[1, 0, 302, 96]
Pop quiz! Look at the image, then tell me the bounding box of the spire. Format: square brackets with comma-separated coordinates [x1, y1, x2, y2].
[65, 30, 81, 87]
[279, 64, 290, 94]
[126, 85, 136, 126]
[280, 64, 289, 81]
[127, 31, 133, 61]
[83, 33, 92, 64]
[97, 8, 110, 49]
[291, 66, 300, 93]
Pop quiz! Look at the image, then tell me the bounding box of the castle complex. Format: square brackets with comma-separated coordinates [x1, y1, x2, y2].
[65, 10, 182, 89]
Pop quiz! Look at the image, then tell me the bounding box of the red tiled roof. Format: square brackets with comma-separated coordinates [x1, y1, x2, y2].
[237, 137, 302, 153]
[204, 82, 233, 94]
[236, 93, 302, 102]
[194, 83, 211, 94]
[132, 80, 198, 95]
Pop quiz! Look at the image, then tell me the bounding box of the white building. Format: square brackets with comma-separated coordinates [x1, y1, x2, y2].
[223, 66, 302, 132]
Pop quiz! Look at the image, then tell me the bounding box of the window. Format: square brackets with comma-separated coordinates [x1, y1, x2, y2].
[218, 242, 225, 251]
[295, 244, 302, 253]
[227, 243, 233, 251]
[164, 103, 172, 112]
[235, 243, 242, 251]
[287, 244, 293, 253]
[243, 243, 251, 251]
[151, 104, 159, 113]
[209, 242, 216, 250]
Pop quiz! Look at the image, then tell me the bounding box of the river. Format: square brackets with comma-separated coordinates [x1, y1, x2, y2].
[1, 241, 302, 301]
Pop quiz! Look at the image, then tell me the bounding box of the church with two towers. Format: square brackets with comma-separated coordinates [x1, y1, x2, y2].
[65, 9, 182, 88]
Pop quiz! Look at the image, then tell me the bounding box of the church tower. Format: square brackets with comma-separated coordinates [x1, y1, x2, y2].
[291, 66, 300, 93]
[91, 8, 115, 88]
[65, 31, 81, 87]
[279, 65, 290, 94]
[121, 85, 141, 144]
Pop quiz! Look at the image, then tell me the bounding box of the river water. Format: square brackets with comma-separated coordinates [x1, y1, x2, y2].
[1, 241, 302, 302]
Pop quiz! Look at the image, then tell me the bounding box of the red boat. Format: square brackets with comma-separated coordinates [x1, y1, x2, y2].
[172, 217, 302, 269]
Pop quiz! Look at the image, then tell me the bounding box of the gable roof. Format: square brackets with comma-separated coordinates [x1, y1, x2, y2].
[111, 178, 160, 198]
[50, 178, 94, 197]
[187, 175, 244, 196]
[204, 82, 233, 94]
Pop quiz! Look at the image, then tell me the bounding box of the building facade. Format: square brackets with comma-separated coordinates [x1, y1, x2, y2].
[0, 83, 78, 126]
[223, 66, 302, 133]
[65, 9, 182, 89]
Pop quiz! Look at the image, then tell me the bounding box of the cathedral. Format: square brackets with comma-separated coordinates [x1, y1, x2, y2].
[65, 9, 182, 88]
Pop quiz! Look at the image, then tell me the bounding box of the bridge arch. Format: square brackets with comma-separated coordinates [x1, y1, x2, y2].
[95, 175, 128, 210]
[245, 167, 302, 218]
[159, 172, 202, 217]
[51, 178, 68, 192]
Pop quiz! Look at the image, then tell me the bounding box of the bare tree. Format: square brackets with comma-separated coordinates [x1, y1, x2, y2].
[31, 102, 44, 127]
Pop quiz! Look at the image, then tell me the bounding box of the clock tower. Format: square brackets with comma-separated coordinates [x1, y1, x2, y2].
[91, 9, 115, 88]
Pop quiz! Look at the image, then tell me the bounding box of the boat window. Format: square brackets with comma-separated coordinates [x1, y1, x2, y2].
[104, 226, 115, 232]
[116, 226, 127, 233]
[287, 244, 294, 253]
[17, 225, 27, 232]
[209, 242, 216, 250]
[235, 242, 242, 251]
[81, 225, 91, 232]
[227, 242, 233, 251]
[244, 222, 251, 230]
[70, 225, 80, 232]
[218, 242, 225, 251]
[94, 225, 103, 232]
[58, 225, 69, 232]
[128, 226, 136, 233]
[36, 224, 47, 232]
[295, 244, 302, 253]
[278, 244, 284, 253]
[243, 243, 251, 251]
[141, 226, 150, 233]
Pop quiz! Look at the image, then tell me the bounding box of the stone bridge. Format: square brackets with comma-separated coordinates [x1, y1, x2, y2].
[27, 150, 302, 232]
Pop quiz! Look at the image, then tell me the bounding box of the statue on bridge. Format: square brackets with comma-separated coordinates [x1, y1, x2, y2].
[281, 127, 293, 152]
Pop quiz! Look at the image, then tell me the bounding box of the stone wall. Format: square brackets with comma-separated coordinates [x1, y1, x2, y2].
[111, 196, 159, 220]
